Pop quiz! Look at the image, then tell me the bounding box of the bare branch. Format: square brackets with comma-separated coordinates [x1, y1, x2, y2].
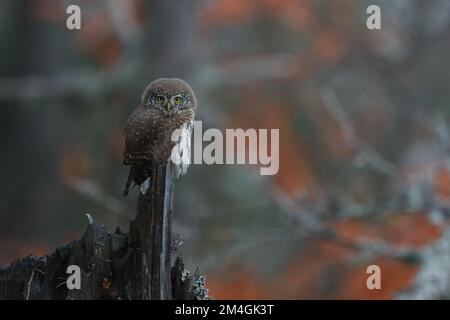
[321, 86, 398, 176]
[63, 176, 132, 219]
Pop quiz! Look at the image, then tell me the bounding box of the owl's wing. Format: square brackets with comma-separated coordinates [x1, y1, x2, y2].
[170, 121, 193, 178]
[122, 109, 154, 196]
[122, 109, 153, 167]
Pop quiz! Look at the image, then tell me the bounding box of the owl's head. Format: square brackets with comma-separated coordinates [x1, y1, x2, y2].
[142, 78, 197, 116]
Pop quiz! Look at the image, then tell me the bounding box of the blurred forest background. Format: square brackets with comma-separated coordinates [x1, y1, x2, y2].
[2, 0, 450, 299]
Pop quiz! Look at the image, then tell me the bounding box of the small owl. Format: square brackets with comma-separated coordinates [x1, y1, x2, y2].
[122, 78, 196, 196]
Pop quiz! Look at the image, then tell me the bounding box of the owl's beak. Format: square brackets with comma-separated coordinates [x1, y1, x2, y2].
[165, 102, 173, 112]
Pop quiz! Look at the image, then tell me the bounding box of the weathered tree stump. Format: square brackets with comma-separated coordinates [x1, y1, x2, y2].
[0, 162, 210, 300]
[128, 162, 175, 300]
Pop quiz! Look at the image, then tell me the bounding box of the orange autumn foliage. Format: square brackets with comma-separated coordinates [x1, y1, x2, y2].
[207, 242, 419, 299]
[273, 241, 353, 299]
[209, 212, 440, 299]
[312, 29, 347, 65]
[434, 166, 450, 202]
[31, 0, 146, 66]
[200, 0, 313, 31]
[201, 0, 255, 29]
[201, 0, 348, 67]
[333, 212, 442, 248]
[32, 0, 66, 25]
[59, 145, 91, 180]
[0, 237, 51, 266]
[335, 258, 418, 299]
[74, 9, 122, 65]
[227, 91, 317, 196]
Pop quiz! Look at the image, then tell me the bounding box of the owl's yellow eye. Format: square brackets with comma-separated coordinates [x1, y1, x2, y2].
[155, 95, 165, 103]
[173, 96, 183, 105]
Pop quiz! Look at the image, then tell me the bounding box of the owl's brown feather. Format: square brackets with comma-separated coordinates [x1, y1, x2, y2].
[122, 78, 196, 196]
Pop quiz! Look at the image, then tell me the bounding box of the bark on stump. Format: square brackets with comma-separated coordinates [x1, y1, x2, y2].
[0, 162, 210, 300]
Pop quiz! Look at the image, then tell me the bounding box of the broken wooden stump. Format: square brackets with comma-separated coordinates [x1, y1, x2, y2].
[0, 162, 211, 300]
[128, 161, 175, 300]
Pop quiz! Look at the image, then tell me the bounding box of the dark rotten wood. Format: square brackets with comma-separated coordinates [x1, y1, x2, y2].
[128, 161, 174, 299]
[0, 162, 210, 300]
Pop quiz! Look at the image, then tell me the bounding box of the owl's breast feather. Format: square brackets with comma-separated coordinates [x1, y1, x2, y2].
[169, 121, 193, 177]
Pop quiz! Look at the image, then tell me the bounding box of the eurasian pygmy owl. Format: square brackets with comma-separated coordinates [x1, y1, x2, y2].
[122, 78, 196, 196]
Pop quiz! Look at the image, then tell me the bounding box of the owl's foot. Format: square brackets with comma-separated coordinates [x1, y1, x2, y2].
[140, 178, 151, 195]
